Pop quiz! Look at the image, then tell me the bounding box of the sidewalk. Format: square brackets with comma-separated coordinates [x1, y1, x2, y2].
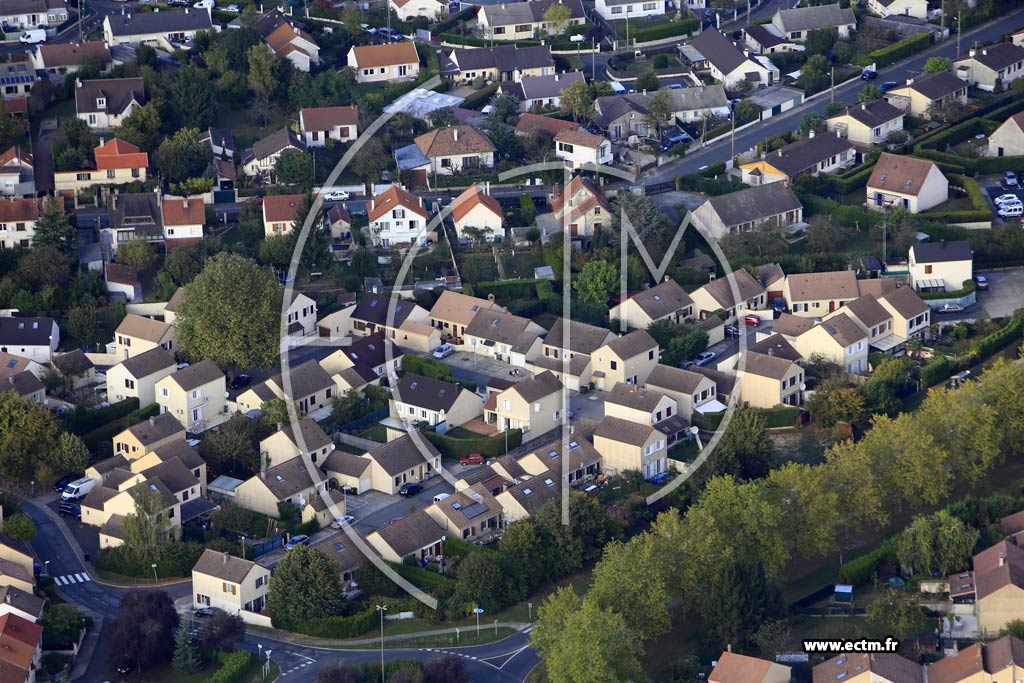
[246, 621, 532, 649]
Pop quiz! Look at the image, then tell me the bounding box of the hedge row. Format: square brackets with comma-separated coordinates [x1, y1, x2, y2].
[797, 194, 883, 229]
[297, 607, 377, 639]
[629, 17, 699, 42]
[474, 278, 546, 300]
[402, 355, 454, 380]
[919, 356, 951, 388]
[95, 542, 206, 578]
[434, 6, 477, 34]
[756, 406, 802, 428]
[438, 32, 541, 47]
[926, 174, 992, 224]
[830, 163, 875, 194]
[82, 403, 161, 454]
[838, 537, 898, 585]
[209, 651, 254, 683]
[64, 398, 140, 435]
[424, 428, 523, 459]
[970, 314, 1024, 358]
[459, 83, 499, 110]
[392, 561, 459, 592]
[675, 173, 745, 196]
[917, 150, 1021, 175]
[868, 32, 931, 68]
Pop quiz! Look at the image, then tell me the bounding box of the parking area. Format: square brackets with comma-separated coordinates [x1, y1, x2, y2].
[569, 391, 606, 422]
[983, 175, 1024, 225]
[977, 267, 1024, 319]
[445, 350, 534, 387]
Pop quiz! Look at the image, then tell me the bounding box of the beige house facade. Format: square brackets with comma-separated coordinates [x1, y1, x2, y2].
[591, 331, 659, 389]
[155, 360, 227, 430]
[485, 371, 563, 438]
[593, 417, 666, 479]
[192, 549, 271, 619]
[105, 347, 176, 406]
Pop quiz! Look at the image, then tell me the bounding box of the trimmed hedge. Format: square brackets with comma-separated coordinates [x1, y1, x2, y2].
[209, 650, 254, 683]
[919, 356, 951, 388]
[924, 174, 991, 224]
[297, 607, 377, 639]
[797, 194, 883, 229]
[755, 405, 802, 428]
[95, 542, 206, 578]
[391, 561, 458, 592]
[64, 398, 140, 435]
[629, 17, 699, 42]
[868, 32, 931, 68]
[82, 403, 161, 454]
[434, 6, 477, 34]
[439, 33, 541, 47]
[839, 537, 898, 585]
[675, 173, 745, 196]
[460, 83, 500, 110]
[970, 314, 1024, 358]
[474, 278, 546, 300]
[402, 355, 454, 380]
[424, 428, 523, 459]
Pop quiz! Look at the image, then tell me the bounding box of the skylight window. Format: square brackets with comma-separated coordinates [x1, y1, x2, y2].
[548, 450, 558, 457]
[523, 488, 532, 495]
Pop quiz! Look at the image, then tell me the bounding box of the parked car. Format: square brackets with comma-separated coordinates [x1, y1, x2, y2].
[724, 324, 741, 338]
[1006, 171, 1019, 187]
[321, 189, 350, 201]
[433, 344, 454, 359]
[994, 193, 1020, 206]
[879, 81, 898, 92]
[398, 482, 423, 497]
[331, 515, 356, 529]
[285, 534, 311, 550]
[433, 493, 451, 503]
[743, 314, 761, 326]
[53, 472, 82, 493]
[229, 374, 252, 390]
[861, 69, 877, 80]
[360, 23, 377, 34]
[570, 34, 586, 42]
[679, 360, 695, 369]
[193, 607, 217, 618]
[974, 275, 989, 290]
[999, 203, 1024, 218]
[19, 29, 46, 44]
[459, 453, 484, 466]
[649, 471, 674, 485]
[659, 132, 690, 152]
[58, 502, 81, 520]
[61, 477, 95, 501]
[224, 4, 241, 10]
[938, 302, 965, 314]
[694, 351, 717, 366]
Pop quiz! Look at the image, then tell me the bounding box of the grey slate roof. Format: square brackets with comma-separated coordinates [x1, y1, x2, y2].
[107, 192, 162, 237]
[645, 364, 709, 394]
[748, 334, 802, 362]
[508, 370, 562, 402]
[911, 240, 972, 263]
[125, 412, 184, 446]
[105, 8, 213, 37]
[250, 126, 305, 162]
[192, 548, 259, 584]
[594, 415, 655, 446]
[0, 317, 55, 346]
[352, 293, 417, 328]
[141, 456, 200, 495]
[150, 440, 205, 471]
[837, 99, 903, 127]
[702, 182, 802, 228]
[745, 23, 787, 49]
[697, 269, 765, 309]
[450, 45, 554, 73]
[774, 3, 855, 32]
[515, 71, 585, 100]
[371, 510, 444, 558]
[763, 133, 855, 177]
[603, 330, 658, 360]
[393, 373, 467, 412]
[366, 434, 440, 476]
[740, 351, 797, 380]
[321, 450, 371, 478]
[900, 70, 968, 100]
[465, 308, 539, 350]
[544, 318, 613, 355]
[482, 0, 585, 25]
[960, 42, 1024, 71]
[119, 347, 175, 379]
[606, 382, 669, 412]
[0, 0, 65, 15]
[691, 29, 748, 75]
[627, 279, 694, 320]
[168, 359, 223, 392]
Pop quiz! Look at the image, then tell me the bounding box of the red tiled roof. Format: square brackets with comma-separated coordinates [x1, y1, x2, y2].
[263, 193, 305, 223]
[514, 113, 580, 137]
[0, 199, 38, 223]
[94, 138, 148, 170]
[162, 197, 204, 226]
[451, 183, 501, 223]
[367, 185, 428, 222]
[105, 262, 139, 286]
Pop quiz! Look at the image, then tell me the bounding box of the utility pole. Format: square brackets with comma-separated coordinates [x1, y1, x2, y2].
[830, 67, 835, 103]
[78, 0, 84, 43]
[730, 107, 736, 162]
[591, 37, 596, 79]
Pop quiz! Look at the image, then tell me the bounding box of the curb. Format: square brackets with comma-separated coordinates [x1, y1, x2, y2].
[244, 621, 532, 650]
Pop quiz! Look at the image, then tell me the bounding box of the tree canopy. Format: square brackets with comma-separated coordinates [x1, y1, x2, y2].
[267, 544, 345, 629]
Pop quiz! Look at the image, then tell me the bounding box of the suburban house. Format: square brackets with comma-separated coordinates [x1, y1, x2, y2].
[129, 440, 207, 497]
[349, 292, 431, 341]
[691, 182, 803, 240]
[866, 153, 948, 214]
[366, 510, 445, 563]
[445, 45, 555, 84]
[549, 176, 611, 243]
[711, 652, 792, 683]
[451, 183, 503, 241]
[0, 61, 36, 102]
[826, 99, 905, 146]
[390, 373, 484, 428]
[0, 146, 35, 197]
[319, 450, 372, 495]
[495, 471, 561, 522]
[500, 71, 586, 112]
[515, 112, 580, 138]
[689, 269, 767, 322]
[102, 8, 213, 49]
[604, 382, 677, 426]
[744, 25, 798, 54]
[428, 290, 503, 340]
[824, 294, 903, 354]
[592, 417, 666, 479]
[883, 71, 969, 118]
[348, 43, 420, 84]
[594, 0, 666, 21]
[877, 286, 931, 342]
[161, 196, 205, 246]
[192, 549, 271, 621]
[0, 198, 40, 250]
[31, 41, 112, 82]
[415, 125, 495, 175]
[362, 434, 442, 495]
[114, 314, 174, 360]
[262, 194, 306, 237]
[0, 537, 34, 593]
[424, 484, 503, 540]
[234, 456, 333, 525]
[241, 126, 306, 180]
[0, 317, 58, 364]
[736, 351, 804, 408]
[533, 317, 614, 391]
[299, 106, 358, 148]
[783, 270, 862, 317]
[256, 10, 320, 72]
[154, 360, 227, 431]
[954, 43, 1024, 91]
[484, 370, 564, 438]
[1, 0, 67, 29]
[812, 653, 923, 683]
[0, 352, 45, 405]
[610, 279, 695, 330]
[236, 360, 334, 417]
[367, 184, 431, 248]
[770, 4, 856, 40]
[973, 540, 1024, 636]
[75, 77, 146, 129]
[53, 138, 149, 197]
[739, 132, 857, 186]
[0, 613, 43, 682]
[477, 0, 587, 40]
[908, 240, 973, 293]
[690, 29, 776, 90]
[286, 291, 317, 338]
[644, 364, 716, 422]
[591, 330, 659, 388]
[866, 0, 928, 19]
[988, 111, 1024, 157]
[0, 586, 43, 624]
[261, 419, 335, 467]
[554, 129, 613, 170]
[112, 413, 184, 460]
[390, 0, 447, 21]
[202, 127, 237, 160]
[792, 313, 869, 374]
[105, 263, 141, 302]
[927, 637, 1024, 682]
[464, 308, 546, 366]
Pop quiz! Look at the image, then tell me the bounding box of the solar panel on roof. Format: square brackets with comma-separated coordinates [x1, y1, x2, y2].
[6, 360, 15, 368]
[451, 501, 462, 509]
[461, 502, 488, 519]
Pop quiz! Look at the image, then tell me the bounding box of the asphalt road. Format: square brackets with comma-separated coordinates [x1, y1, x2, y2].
[643, 8, 1024, 183]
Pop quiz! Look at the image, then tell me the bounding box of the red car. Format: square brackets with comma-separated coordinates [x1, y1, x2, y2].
[459, 453, 484, 466]
[743, 314, 761, 326]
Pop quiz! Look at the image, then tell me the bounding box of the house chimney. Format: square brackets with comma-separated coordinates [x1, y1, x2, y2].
[1000, 554, 1005, 567]
[836, 129, 841, 138]
[726, 644, 732, 653]
[453, 128, 459, 142]
[149, 416, 156, 427]
[4, 594, 9, 605]
[982, 49, 987, 56]
[643, 89, 647, 96]
[767, 348, 774, 356]
[808, 129, 815, 138]
[861, 103, 867, 110]
[223, 551, 230, 564]
[277, 422, 283, 432]
[969, 49, 976, 57]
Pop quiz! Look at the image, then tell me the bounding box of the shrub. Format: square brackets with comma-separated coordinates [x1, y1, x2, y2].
[675, 173, 745, 195]
[297, 607, 377, 639]
[434, 6, 476, 34]
[473, 278, 545, 300]
[839, 537, 898, 585]
[424, 428, 523, 459]
[460, 83, 500, 110]
[63, 398, 140, 434]
[869, 33, 930, 68]
[208, 650, 253, 683]
[402, 355, 454, 380]
[630, 17, 699, 42]
[81, 403, 160, 455]
[391, 561, 458, 592]
[970, 314, 1024, 358]
[755, 406, 802, 428]
[95, 542, 206, 578]
[797, 194, 883, 230]
[919, 356, 951, 387]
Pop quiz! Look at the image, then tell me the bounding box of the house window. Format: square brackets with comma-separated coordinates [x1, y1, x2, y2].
[125, 379, 135, 389]
[191, 389, 200, 400]
[924, 265, 932, 274]
[515, 23, 531, 32]
[107, 169, 116, 179]
[96, 97, 106, 109]
[398, 64, 408, 76]
[642, 2, 656, 9]
[610, 360, 618, 370]
[534, 402, 541, 413]
[222, 582, 237, 595]
[196, 594, 210, 606]
[648, 350, 654, 360]
[611, 5, 622, 12]
[160, 387, 169, 397]
[132, 168, 140, 178]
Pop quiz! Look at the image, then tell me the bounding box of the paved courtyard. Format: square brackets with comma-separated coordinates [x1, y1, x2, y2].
[977, 267, 1024, 319]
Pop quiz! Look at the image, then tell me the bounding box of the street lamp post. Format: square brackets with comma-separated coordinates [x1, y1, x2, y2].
[43, 561, 49, 577]
[258, 644, 263, 679]
[377, 605, 388, 683]
[473, 607, 483, 636]
[151, 563, 158, 583]
[528, 602, 533, 621]
[265, 650, 272, 679]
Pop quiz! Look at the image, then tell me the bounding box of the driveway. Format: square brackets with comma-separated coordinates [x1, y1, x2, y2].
[569, 391, 605, 422]
[445, 350, 533, 389]
[977, 268, 1024, 320]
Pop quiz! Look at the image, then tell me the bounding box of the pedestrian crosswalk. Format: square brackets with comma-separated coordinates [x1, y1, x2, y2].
[53, 573, 91, 586]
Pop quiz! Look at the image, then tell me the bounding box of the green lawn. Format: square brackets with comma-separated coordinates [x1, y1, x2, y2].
[355, 424, 388, 443]
[925, 195, 976, 214]
[124, 657, 279, 683]
[214, 107, 292, 152]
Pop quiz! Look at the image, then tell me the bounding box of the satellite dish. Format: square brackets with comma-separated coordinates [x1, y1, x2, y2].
[689, 426, 700, 435]
[799, 383, 806, 391]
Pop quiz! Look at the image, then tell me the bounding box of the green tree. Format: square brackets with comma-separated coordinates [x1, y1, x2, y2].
[804, 26, 838, 56]
[764, 463, 839, 557]
[350, 137, 388, 182]
[634, 68, 659, 92]
[0, 391, 59, 481]
[663, 327, 708, 367]
[800, 113, 823, 133]
[754, 618, 791, 659]
[610, 192, 669, 245]
[895, 510, 978, 576]
[1001, 619, 1024, 640]
[122, 486, 173, 563]
[427, 108, 458, 128]
[497, 520, 545, 601]
[32, 198, 75, 257]
[733, 99, 762, 124]
[41, 604, 84, 649]
[587, 535, 672, 640]
[541, 2, 573, 35]
[267, 545, 344, 629]
[806, 380, 868, 428]
[117, 240, 155, 272]
[171, 65, 217, 129]
[573, 260, 617, 304]
[866, 588, 927, 638]
[176, 253, 283, 369]
[709, 407, 775, 481]
[702, 559, 781, 649]
[248, 44, 278, 124]
[154, 128, 209, 183]
[51, 432, 89, 475]
[17, 245, 70, 288]
[275, 150, 314, 189]
[643, 89, 671, 141]
[114, 102, 163, 152]
[825, 101, 845, 117]
[198, 414, 260, 479]
[806, 215, 843, 253]
[171, 624, 202, 674]
[488, 92, 521, 124]
[537, 598, 647, 683]
[2, 513, 35, 541]
[860, 84, 883, 102]
[452, 551, 507, 613]
[924, 56, 951, 73]
[64, 304, 98, 346]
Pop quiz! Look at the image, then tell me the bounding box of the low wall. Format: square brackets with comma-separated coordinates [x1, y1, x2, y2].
[241, 611, 274, 628]
[950, 220, 993, 230]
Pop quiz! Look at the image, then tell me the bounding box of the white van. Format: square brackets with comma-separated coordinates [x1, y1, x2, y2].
[61, 477, 96, 501]
[193, 0, 215, 8]
[999, 202, 1024, 219]
[19, 29, 46, 44]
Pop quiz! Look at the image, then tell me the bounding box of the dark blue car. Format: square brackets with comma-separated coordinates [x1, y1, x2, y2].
[650, 472, 674, 485]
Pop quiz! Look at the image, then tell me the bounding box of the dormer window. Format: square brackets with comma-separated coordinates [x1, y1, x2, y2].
[96, 97, 106, 109]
